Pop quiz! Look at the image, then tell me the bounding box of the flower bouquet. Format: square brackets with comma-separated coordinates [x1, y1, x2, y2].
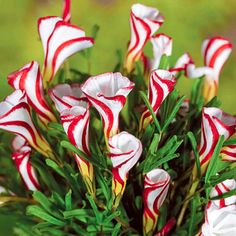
[0, 1, 235, 236]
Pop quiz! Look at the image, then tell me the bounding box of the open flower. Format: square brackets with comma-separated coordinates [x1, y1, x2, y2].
[143, 168, 170, 236]
[151, 34, 172, 70]
[193, 107, 236, 179]
[200, 202, 236, 236]
[81, 72, 134, 140]
[210, 179, 236, 208]
[60, 101, 95, 196]
[202, 37, 232, 102]
[0, 90, 52, 157]
[62, 0, 71, 23]
[8, 61, 57, 126]
[124, 3, 164, 72]
[38, 16, 94, 85]
[49, 83, 85, 113]
[12, 136, 40, 191]
[139, 69, 176, 131]
[108, 131, 142, 209]
[220, 144, 236, 162]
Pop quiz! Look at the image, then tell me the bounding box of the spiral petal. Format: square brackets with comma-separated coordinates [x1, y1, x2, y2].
[60, 102, 94, 196]
[220, 144, 236, 162]
[193, 107, 236, 179]
[108, 131, 142, 208]
[202, 37, 233, 102]
[49, 83, 84, 113]
[125, 3, 164, 72]
[8, 61, 57, 125]
[62, 0, 71, 23]
[0, 90, 52, 157]
[81, 72, 134, 140]
[139, 69, 176, 131]
[12, 136, 40, 191]
[38, 16, 94, 85]
[143, 168, 170, 235]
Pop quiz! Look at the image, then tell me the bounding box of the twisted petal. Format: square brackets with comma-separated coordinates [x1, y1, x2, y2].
[60, 102, 94, 195]
[186, 63, 214, 79]
[108, 131, 142, 208]
[151, 34, 172, 70]
[221, 144, 236, 162]
[169, 53, 193, 76]
[81, 72, 135, 139]
[140, 69, 176, 131]
[210, 179, 236, 208]
[8, 61, 57, 125]
[143, 168, 170, 235]
[12, 136, 40, 191]
[0, 90, 52, 157]
[201, 203, 236, 236]
[62, 0, 71, 23]
[38, 16, 94, 85]
[193, 107, 236, 179]
[202, 37, 233, 102]
[125, 3, 164, 72]
[49, 83, 84, 113]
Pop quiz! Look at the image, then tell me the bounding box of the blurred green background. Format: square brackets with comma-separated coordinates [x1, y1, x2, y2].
[0, 0, 235, 234]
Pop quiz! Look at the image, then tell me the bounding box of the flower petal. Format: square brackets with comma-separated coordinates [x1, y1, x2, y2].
[62, 0, 71, 23]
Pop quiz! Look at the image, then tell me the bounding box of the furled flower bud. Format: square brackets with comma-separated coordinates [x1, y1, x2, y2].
[8, 61, 57, 126]
[81, 72, 134, 140]
[0, 90, 52, 157]
[125, 3, 164, 72]
[12, 136, 40, 191]
[143, 168, 171, 236]
[169, 53, 193, 76]
[193, 107, 236, 179]
[220, 144, 236, 162]
[210, 179, 236, 208]
[60, 101, 94, 196]
[202, 37, 232, 102]
[139, 69, 176, 131]
[62, 0, 71, 23]
[38, 16, 94, 86]
[108, 132, 142, 209]
[49, 83, 84, 113]
[151, 34, 172, 70]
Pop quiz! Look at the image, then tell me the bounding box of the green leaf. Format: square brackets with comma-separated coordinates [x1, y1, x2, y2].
[208, 168, 236, 186]
[46, 159, 65, 178]
[188, 196, 198, 236]
[159, 55, 169, 69]
[65, 190, 72, 211]
[210, 188, 236, 200]
[139, 91, 161, 133]
[187, 132, 201, 178]
[112, 223, 122, 236]
[162, 95, 186, 132]
[63, 209, 92, 219]
[27, 206, 65, 226]
[205, 136, 225, 184]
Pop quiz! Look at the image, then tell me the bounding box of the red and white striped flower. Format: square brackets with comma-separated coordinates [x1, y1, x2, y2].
[81, 72, 135, 140]
[139, 69, 176, 131]
[49, 83, 85, 113]
[201, 202, 236, 236]
[60, 101, 95, 196]
[220, 144, 236, 162]
[210, 179, 236, 208]
[125, 3, 164, 72]
[0, 90, 52, 157]
[143, 168, 171, 236]
[169, 53, 193, 76]
[108, 131, 142, 208]
[62, 0, 71, 23]
[151, 34, 172, 70]
[8, 61, 57, 126]
[12, 136, 40, 191]
[202, 37, 232, 102]
[185, 63, 214, 79]
[38, 16, 94, 85]
[193, 107, 236, 179]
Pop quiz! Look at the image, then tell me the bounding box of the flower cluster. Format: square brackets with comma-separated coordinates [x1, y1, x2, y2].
[0, 1, 235, 236]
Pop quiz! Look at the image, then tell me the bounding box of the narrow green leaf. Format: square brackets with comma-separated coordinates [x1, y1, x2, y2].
[209, 168, 236, 186]
[187, 132, 201, 178]
[159, 55, 169, 70]
[63, 209, 92, 219]
[65, 190, 72, 211]
[46, 159, 65, 178]
[139, 91, 161, 133]
[210, 188, 236, 200]
[188, 196, 198, 236]
[112, 223, 122, 236]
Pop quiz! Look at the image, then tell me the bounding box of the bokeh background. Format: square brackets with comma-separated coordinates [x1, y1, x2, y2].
[0, 0, 235, 234]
